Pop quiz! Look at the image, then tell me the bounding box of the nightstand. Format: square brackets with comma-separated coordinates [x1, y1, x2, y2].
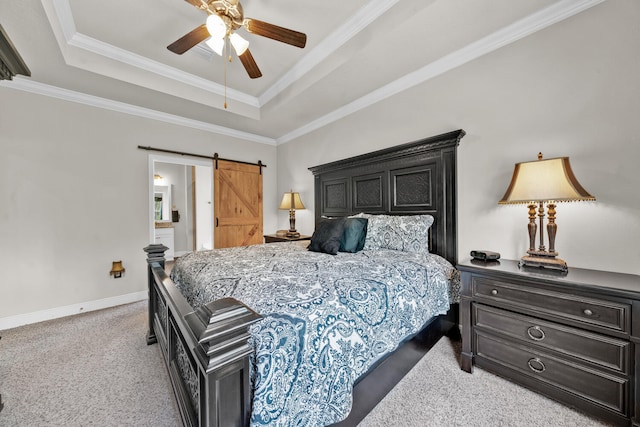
[458, 259, 640, 427]
[264, 234, 311, 243]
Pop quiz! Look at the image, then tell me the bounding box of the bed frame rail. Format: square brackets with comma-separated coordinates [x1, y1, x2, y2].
[144, 244, 261, 427]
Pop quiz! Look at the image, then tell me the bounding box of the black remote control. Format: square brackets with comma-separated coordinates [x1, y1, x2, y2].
[470, 250, 501, 261]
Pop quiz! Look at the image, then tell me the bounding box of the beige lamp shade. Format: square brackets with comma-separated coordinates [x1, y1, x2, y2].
[499, 155, 595, 204]
[279, 192, 305, 210]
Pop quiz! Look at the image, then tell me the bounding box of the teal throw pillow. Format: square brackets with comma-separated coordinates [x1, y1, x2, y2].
[340, 218, 368, 253]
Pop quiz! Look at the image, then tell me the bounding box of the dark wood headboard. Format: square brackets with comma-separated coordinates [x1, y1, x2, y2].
[308, 129, 465, 265]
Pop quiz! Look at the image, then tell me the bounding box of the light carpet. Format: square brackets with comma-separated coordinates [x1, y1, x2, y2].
[0, 301, 611, 426]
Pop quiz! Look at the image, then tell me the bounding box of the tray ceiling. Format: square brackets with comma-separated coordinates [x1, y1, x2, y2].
[0, 0, 604, 144]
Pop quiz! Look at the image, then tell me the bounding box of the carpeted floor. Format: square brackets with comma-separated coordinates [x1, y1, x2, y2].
[358, 336, 612, 427]
[0, 301, 611, 426]
[0, 301, 180, 427]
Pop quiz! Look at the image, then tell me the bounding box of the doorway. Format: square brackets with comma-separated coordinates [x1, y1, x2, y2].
[148, 154, 213, 259]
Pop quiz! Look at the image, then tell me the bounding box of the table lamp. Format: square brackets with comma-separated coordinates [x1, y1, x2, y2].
[499, 153, 595, 271]
[279, 191, 305, 237]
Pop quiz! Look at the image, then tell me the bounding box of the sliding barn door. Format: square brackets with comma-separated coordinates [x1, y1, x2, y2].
[214, 159, 263, 248]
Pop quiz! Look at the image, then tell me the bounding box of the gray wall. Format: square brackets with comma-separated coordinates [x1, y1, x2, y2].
[0, 90, 278, 320]
[277, 0, 640, 275]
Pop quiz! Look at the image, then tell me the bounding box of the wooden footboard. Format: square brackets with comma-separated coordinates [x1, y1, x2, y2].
[144, 244, 261, 427]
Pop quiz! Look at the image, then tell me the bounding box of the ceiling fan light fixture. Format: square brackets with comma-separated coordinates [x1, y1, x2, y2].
[206, 14, 227, 39]
[229, 33, 249, 56]
[205, 36, 224, 56]
[168, 0, 307, 80]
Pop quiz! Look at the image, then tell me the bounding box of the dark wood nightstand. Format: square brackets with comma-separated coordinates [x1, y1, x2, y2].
[264, 234, 311, 243]
[458, 259, 640, 427]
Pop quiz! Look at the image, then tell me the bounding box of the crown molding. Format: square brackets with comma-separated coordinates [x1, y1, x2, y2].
[0, 77, 276, 145]
[68, 31, 259, 108]
[48, 0, 75, 41]
[29, 0, 605, 146]
[46, 0, 396, 111]
[45, 0, 260, 115]
[276, 0, 606, 145]
[258, 0, 399, 106]
[47, 0, 397, 110]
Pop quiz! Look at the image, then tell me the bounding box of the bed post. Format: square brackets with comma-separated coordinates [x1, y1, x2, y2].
[144, 243, 167, 345]
[185, 299, 262, 427]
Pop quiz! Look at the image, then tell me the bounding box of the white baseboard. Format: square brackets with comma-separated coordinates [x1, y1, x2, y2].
[0, 291, 148, 331]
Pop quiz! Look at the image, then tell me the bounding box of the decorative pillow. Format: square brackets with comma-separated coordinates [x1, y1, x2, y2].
[309, 218, 346, 255]
[339, 218, 368, 253]
[363, 214, 434, 253]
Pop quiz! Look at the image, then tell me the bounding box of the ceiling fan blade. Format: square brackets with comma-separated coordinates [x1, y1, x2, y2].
[244, 19, 307, 48]
[238, 49, 262, 79]
[167, 25, 210, 54]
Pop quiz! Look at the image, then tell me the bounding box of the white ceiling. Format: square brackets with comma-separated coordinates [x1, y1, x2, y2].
[1, 0, 605, 145]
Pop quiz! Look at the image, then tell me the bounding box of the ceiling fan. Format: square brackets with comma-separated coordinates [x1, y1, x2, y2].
[168, 0, 307, 79]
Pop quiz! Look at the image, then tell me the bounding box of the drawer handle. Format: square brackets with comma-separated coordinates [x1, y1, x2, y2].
[526, 325, 546, 341]
[490, 289, 498, 296]
[583, 309, 593, 316]
[527, 358, 546, 373]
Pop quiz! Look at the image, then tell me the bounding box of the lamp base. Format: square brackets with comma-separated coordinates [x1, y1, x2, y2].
[286, 231, 300, 238]
[519, 254, 568, 272]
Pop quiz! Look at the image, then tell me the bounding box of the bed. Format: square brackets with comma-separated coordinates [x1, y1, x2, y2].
[144, 129, 466, 427]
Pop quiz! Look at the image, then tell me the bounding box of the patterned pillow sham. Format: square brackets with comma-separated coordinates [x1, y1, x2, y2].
[362, 214, 434, 253]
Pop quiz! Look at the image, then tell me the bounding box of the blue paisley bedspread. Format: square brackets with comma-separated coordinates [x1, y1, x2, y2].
[170, 241, 460, 427]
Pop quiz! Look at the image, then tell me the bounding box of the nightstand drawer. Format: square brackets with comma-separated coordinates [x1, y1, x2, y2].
[475, 331, 629, 415]
[472, 277, 631, 334]
[459, 260, 640, 426]
[474, 303, 630, 373]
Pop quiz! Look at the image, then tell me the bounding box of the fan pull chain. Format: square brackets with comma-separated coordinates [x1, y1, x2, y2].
[223, 37, 228, 109]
